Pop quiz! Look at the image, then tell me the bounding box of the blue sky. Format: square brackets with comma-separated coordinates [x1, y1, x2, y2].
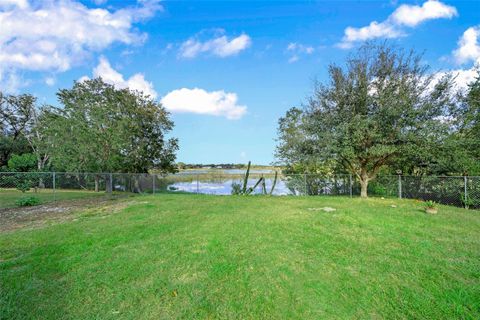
[1, 0, 479, 164]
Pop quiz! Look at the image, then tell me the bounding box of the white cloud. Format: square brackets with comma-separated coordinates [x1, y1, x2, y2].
[338, 0, 457, 48]
[431, 65, 479, 93]
[81, 56, 157, 98]
[0, 71, 22, 93]
[391, 0, 457, 27]
[0, 0, 161, 90]
[286, 42, 314, 63]
[0, 0, 28, 9]
[453, 26, 480, 65]
[78, 75, 90, 83]
[340, 21, 403, 47]
[125, 74, 157, 99]
[287, 43, 314, 54]
[288, 56, 299, 63]
[161, 88, 247, 119]
[450, 67, 479, 91]
[45, 77, 56, 86]
[179, 32, 251, 58]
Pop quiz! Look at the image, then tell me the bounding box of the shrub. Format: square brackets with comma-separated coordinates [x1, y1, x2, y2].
[231, 182, 242, 195]
[232, 161, 278, 195]
[16, 180, 32, 193]
[8, 153, 37, 172]
[424, 200, 437, 209]
[16, 196, 41, 207]
[368, 183, 388, 196]
[461, 194, 480, 209]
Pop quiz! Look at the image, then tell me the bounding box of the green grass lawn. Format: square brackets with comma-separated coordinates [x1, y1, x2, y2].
[1, 195, 479, 319]
[0, 188, 109, 209]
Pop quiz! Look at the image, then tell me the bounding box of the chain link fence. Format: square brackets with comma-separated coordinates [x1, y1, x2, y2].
[1, 172, 479, 209]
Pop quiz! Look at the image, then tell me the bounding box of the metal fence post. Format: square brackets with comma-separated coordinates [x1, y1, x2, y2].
[152, 174, 155, 195]
[464, 176, 468, 209]
[349, 174, 353, 198]
[53, 172, 56, 202]
[398, 175, 402, 199]
[109, 173, 113, 194]
[304, 173, 307, 196]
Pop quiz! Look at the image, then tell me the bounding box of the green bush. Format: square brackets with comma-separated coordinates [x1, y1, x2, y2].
[461, 194, 480, 209]
[368, 183, 388, 196]
[16, 180, 32, 193]
[424, 200, 437, 209]
[16, 196, 41, 207]
[231, 182, 242, 195]
[8, 153, 37, 172]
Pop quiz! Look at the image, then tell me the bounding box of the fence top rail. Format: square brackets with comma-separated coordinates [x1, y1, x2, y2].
[0, 171, 154, 175]
[1, 171, 479, 179]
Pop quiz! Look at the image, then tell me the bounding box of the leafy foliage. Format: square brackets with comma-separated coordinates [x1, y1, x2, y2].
[16, 180, 32, 193]
[43, 78, 178, 174]
[424, 200, 437, 209]
[15, 196, 41, 207]
[462, 194, 480, 209]
[231, 181, 242, 195]
[7, 153, 37, 172]
[276, 43, 458, 197]
[0, 92, 50, 171]
[231, 161, 278, 195]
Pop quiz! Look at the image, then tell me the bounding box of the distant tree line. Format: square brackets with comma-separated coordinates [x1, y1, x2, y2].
[275, 43, 480, 197]
[1, 78, 178, 175]
[176, 163, 266, 170]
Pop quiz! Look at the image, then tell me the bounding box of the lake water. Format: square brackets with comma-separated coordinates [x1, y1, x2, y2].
[178, 169, 275, 175]
[167, 177, 304, 195]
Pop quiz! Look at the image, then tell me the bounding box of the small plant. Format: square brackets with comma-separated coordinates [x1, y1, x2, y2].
[231, 161, 278, 195]
[424, 200, 438, 214]
[231, 182, 242, 195]
[16, 196, 41, 207]
[461, 194, 480, 209]
[16, 180, 32, 193]
[264, 171, 278, 196]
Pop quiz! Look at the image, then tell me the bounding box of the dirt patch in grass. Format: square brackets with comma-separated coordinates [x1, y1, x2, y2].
[0, 195, 135, 233]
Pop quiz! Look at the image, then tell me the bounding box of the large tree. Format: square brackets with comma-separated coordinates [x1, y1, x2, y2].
[44, 78, 178, 179]
[0, 92, 49, 171]
[275, 107, 338, 175]
[276, 43, 456, 197]
[454, 72, 480, 175]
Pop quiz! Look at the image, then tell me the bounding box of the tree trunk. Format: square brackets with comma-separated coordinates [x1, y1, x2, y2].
[360, 179, 368, 198]
[37, 159, 45, 189]
[134, 176, 140, 193]
[94, 175, 99, 192]
[359, 171, 369, 198]
[105, 174, 112, 194]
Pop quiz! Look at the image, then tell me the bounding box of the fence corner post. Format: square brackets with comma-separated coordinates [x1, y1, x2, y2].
[464, 176, 468, 209]
[398, 175, 402, 199]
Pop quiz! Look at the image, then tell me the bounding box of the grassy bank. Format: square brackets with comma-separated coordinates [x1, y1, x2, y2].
[1, 195, 479, 319]
[0, 189, 108, 209]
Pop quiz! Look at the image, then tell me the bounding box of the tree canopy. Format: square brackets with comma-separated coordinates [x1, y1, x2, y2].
[43, 78, 178, 174]
[1, 78, 178, 176]
[276, 43, 466, 197]
[0, 92, 48, 171]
